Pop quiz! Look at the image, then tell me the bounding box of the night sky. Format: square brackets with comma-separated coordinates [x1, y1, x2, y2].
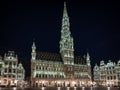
[0, 0, 120, 78]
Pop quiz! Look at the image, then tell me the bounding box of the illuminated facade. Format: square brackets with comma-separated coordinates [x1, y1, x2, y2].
[30, 2, 91, 87]
[0, 51, 25, 86]
[93, 60, 120, 86]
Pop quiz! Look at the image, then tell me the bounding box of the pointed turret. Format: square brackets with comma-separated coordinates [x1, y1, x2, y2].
[31, 41, 36, 60]
[86, 52, 91, 66]
[61, 1, 70, 31]
[63, 1, 68, 17]
[32, 41, 36, 53]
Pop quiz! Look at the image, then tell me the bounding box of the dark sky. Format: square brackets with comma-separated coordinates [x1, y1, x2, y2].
[0, 0, 120, 77]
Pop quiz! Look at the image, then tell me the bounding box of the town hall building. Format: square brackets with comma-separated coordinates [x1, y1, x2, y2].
[30, 2, 92, 87]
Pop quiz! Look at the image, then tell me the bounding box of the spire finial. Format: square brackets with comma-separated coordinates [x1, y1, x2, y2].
[87, 48, 89, 55]
[32, 38, 36, 47]
[63, 0, 68, 17]
[64, 1, 66, 7]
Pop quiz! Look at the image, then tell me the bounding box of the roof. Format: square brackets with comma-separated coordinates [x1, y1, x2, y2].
[36, 51, 86, 65]
[36, 51, 62, 62]
[74, 56, 86, 65]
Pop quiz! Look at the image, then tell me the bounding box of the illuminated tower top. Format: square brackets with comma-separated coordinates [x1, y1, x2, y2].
[86, 52, 91, 66]
[61, 1, 70, 36]
[31, 41, 36, 60]
[63, 1, 68, 17]
[32, 41, 36, 53]
[60, 1, 74, 65]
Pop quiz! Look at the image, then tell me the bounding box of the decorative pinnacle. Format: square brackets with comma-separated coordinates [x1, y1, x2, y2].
[32, 40, 36, 47]
[64, 1, 66, 7]
[63, 1, 68, 17]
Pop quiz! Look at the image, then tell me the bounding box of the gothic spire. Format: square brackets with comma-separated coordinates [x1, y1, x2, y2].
[63, 1, 68, 17]
[60, 1, 74, 65]
[31, 40, 36, 60]
[32, 40, 36, 53]
[32, 41, 35, 48]
[61, 1, 70, 33]
[86, 49, 90, 59]
[86, 51, 91, 66]
[32, 38, 36, 49]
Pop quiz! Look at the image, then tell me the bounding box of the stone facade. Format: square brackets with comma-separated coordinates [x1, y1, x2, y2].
[30, 2, 91, 87]
[93, 60, 120, 86]
[0, 51, 25, 86]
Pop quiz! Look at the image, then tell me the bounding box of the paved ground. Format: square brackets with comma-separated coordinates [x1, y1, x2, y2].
[0, 87, 119, 90]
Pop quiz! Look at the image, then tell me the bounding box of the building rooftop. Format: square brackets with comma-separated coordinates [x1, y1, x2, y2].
[36, 51, 62, 62]
[36, 51, 86, 65]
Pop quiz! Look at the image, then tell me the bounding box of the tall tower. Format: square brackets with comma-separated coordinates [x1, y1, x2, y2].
[60, 1, 74, 65]
[60, 1, 74, 79]
[31, 41, 36, 60]
[31, 41, 36, 86]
